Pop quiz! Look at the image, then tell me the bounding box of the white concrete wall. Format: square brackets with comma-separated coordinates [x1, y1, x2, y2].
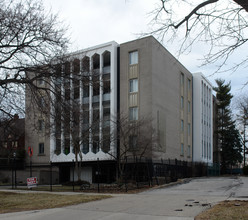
[193, 72, 213, 164]
[50, 41, 119, 163]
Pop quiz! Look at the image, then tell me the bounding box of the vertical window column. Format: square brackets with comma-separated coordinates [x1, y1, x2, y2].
[128, 51, 139, 122]
[180, 73, 185, 158]
[99, 53, 103, 151]
[79, 59, 83, 152]
[70, 61, 73, 154]
[61, 64, 65, 154]
[89, 56, 93, 153]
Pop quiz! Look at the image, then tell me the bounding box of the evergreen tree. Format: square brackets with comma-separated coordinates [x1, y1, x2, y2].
[214, 79, 242, 173]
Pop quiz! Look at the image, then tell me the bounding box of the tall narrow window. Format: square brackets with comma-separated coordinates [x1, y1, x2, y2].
[129, 107, 138, 121]
[39, 143, 44, 155]
[129, 51, 138, 65]
[181, 143, 184, 156]
[129, 135, 138, 150]
[181, 73, 184, 86]
[187, 79, 191, 91]
[38, 120, 45, 131]
[188, 101, 191, 113]
[181, 96, 184, 109]
[187, 145, 191, 157]
[188, 123, 191, 136]
[181, 120, 184, 132]
[129, 79, 138, 93]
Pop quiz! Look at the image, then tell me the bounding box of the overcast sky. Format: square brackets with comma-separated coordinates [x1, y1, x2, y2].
[43, 0, 248, 98]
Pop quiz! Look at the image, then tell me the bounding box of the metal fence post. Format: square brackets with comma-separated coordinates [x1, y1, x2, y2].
[72, 160, 75, 192]
[97, 158, 100, 193]
[50, 162, 53, 192]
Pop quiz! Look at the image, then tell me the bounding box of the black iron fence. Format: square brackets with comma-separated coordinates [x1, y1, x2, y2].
[0, 157, 220, 192]
[119, 158, 221, 188]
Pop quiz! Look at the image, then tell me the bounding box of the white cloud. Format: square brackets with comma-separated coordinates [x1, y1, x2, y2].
[43, 0, 248, 96]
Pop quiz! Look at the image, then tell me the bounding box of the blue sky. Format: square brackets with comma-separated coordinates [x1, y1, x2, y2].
[43, 0, 248, 98]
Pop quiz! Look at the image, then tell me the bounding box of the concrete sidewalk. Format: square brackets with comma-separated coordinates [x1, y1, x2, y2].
[1, 177, 248, 220]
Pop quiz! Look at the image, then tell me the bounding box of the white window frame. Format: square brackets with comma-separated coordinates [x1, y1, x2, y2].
[129, 107, 138, 121]
[129, 51, 138, 65]
[129, 79, 138, 93]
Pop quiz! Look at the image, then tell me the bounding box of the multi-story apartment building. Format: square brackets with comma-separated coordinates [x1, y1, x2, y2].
[119, 37, 193, 161]
[25, 36, 205, 183]
[192, 72, 213, 164]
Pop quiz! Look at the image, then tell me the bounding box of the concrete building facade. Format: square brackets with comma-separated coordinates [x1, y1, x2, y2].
[25, 36, 212, 183]
[119, 37, 193, 161]
[192, 72, 213, 164]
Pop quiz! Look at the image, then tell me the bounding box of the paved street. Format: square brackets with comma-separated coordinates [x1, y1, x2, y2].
[1, 176, 248, 220]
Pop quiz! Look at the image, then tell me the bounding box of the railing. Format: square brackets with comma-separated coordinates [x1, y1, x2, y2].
[103, 93, 110, 101]
[103, 66, 110, 74]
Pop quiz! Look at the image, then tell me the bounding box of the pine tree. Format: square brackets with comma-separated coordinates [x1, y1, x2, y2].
[214, 79, 242, 173]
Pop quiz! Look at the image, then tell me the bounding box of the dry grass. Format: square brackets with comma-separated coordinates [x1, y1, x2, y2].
[195, 200, 248, 220]
[0, 191, 111, 214]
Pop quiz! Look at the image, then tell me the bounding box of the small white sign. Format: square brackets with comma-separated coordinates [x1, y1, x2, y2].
[27, 177, 38, 188]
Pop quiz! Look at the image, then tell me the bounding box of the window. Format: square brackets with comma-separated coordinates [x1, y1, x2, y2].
[181, 143, 184, 156]
[103, 80, 110, 94]
[129, 135, 137, 150]
[129, 79, 138, 93]
[181, 73, 184, 86]
[83, 85, 89, 97]
[181, 120, 184, 132]
[187, 79, 191, 91]
[39, 143, 44, 155]
[129, 107, 138, 121]
[187, 145, 191, 157]
[65, 88, 70, 100]
[129, 51, 138, 65]
[37, 77, 44, 85]
[93, 85, 99, 96]
[181, 96, 184, 109]
[188, 123, 191, 136]
[188, 101, 190, 113]
[38, 120, 45, 131]
[39, 97, 45, 108]
[74, 87, 79, 99]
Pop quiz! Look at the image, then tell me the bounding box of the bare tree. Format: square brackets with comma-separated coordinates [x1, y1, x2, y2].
[147, 0, 248, 74]
[107, 114, 159, 183]
[44, 59, 105, 181]
[235, 96, 248, 166]
[0, 0, 69, 118]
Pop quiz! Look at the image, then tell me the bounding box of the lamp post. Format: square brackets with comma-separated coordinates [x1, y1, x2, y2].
[13, 152, 16, 189]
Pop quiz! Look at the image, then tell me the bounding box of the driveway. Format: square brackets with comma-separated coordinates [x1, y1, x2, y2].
[1, 176, 248, 220]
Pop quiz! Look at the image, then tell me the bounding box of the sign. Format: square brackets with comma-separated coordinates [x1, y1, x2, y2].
[27, 177, 38, 188]
[28, 146, 33, 157]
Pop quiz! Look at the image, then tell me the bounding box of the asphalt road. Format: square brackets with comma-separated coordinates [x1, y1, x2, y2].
[1, 176, 248, 220]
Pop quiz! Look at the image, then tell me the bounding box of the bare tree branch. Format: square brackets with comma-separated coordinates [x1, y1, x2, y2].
[145, 0, 248, 75]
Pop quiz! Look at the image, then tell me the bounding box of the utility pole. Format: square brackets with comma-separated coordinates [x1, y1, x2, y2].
[244, 121, 247, 168]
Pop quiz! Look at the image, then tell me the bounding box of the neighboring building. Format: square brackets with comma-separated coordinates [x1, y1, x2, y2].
[212, 95, 220, 164]
[0, 114, 25, 160]
[25, 36, 213, 183]
[192, 72, 213, 164]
